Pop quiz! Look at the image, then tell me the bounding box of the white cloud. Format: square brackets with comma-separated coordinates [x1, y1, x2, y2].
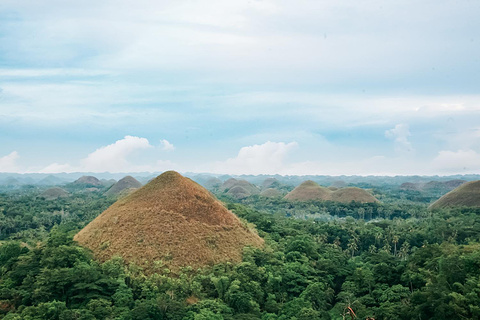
[385, 124, 413, 154]
[0, 151, 20, 173]
[210, 141, 298, 175]
[39, 136, 154, 173]
[160, 139, 175, 151]
[39, 162, 75, 174]
[80, 136, 152, 172]
[432, 149, 480, 174]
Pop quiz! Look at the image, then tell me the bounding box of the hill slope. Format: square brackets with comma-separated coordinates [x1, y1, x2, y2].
[331, 187, 378, 203]
[74, 171, 263, 271]
[39, 187, 69, 200]
[260, 188, 283, 198]
[284, 180, 331, 201]
[284, 181, 377, 203]
[105, 176, 142, 197]
[72, 176, 103, 187]
[429, 180, 480, 209]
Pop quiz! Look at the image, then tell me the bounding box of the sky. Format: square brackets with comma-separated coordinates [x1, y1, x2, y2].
[1, 0, 480, 175]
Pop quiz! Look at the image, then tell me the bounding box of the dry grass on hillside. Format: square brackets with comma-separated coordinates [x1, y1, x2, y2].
[74, 171, 263, 273]
[284, 180, 378, 203]
[429, 180, 480, 210]
[39, 187, 69, 200]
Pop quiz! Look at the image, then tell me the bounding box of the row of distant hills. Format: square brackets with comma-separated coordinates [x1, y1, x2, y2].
[1, 171, 480, 188]
[2, 171, 479, 209]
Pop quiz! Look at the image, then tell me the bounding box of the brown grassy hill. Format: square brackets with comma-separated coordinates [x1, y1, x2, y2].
[221, 179, 260, 193]
[429, 180, 480, 210]
[261, 178, 280, 190]
[285, 181, 378, 203]
[401, 180, 467, 192]
[284, 180, 331, 201]
[260, 188, 283, 198]
[39, 187, 69, 200]
[226, 186, 251, 200]
[73, 176, 102, 187]
[443, 179, 467, 189]
[74, 171, 263, 272]
[400, 182, 419, 190]
[105, 176, 142, 197]
[220, 178, 240, 191]
[330, 187, 378, 203]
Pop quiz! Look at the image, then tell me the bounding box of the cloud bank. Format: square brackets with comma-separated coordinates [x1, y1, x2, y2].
[0, 151, 20, 173]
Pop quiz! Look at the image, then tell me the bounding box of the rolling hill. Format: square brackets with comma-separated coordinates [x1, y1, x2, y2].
[104, 176, 142, 197]
[39, 187, 69, 200]
[284, 180, 378, 203]
[429, 180, 480, 209]
[74, 171, 263, 272]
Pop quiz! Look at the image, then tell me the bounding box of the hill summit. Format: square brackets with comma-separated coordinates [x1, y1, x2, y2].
[284, 180, 378, 203]
[72, 176, 102, 187]
[39, 187, 69, 200]
[429, 180, 480, 210]
[105, 176, 142, 197]
[74, 171, 263, 271]
[284, 180, 331, 201]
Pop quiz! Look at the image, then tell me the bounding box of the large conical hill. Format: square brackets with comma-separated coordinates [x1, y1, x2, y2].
[74, 171, 263, 272]
[105, 176, 142, 197]
[429, 180, 480, 210]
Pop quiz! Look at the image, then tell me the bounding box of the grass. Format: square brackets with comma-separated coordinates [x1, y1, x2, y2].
[74, 171, 263, 273]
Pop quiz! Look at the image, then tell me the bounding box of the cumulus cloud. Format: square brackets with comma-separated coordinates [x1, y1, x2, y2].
[81, 135, 151, 172]
[0, 151, 20, 173]
[39, 136, 155, 173]
[211, 141, 298, 175]
[432, 149, 480, 174]
[160, 139, 175, 151]
[385, 124, 414, 154]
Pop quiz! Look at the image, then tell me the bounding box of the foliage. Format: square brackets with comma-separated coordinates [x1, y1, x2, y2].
[2, 189, 480, 319]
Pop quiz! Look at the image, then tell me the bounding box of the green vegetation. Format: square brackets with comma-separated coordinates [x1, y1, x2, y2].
[1, 183, 480, 319]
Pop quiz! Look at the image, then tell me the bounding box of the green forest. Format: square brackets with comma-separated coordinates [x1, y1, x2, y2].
[1, 188, 480, 320]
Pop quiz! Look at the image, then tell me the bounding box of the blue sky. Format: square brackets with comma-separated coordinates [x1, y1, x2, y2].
[1, 0, 480, 175]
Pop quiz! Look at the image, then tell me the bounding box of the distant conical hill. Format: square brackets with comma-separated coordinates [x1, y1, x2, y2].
[39, 187, 69, 200]
[220, 178, 260, 194]
[330, 187, 378, 203]
[72, 176, 102, 187]
[226, 186, 251, 199]
[105, 176, 142, 197]
[220, 178, 260, 198]
[284, 180, 331, 201]
[74, 171, 263, 272]
[261, 178, 280, 190]
[284, 181, 378, 203]
[429, 180, 480, 210]
[260, 188, 283, 198]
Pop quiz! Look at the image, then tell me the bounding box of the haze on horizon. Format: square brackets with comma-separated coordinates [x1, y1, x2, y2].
[1, 0, 479, 176]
